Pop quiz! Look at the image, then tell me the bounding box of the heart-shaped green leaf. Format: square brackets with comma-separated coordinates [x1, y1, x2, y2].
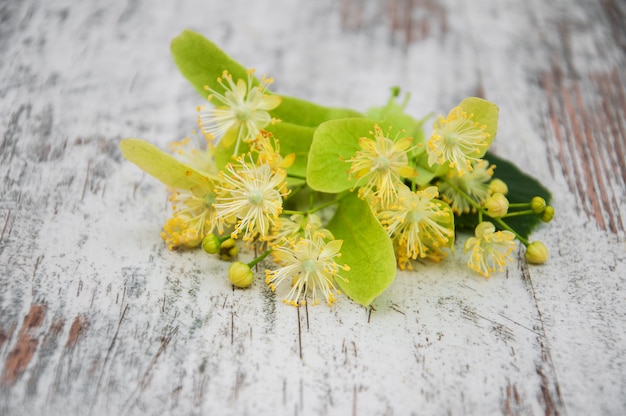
[326, 193, 397, 306]
[306, 118, 373, 193]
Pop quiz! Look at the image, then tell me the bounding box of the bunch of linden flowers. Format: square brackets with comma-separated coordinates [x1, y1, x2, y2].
[120, 31, 553, 307]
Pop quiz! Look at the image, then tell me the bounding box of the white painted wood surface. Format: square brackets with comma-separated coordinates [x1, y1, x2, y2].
[1, 0, 625, 415]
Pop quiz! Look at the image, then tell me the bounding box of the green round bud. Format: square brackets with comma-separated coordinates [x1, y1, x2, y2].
[228, 262, 254, 288]
[525, 241, 549, 264]
[483, 193, 509, 217]
[531, 197, 547, 214]
[202, 234, 221, 254]
[541, 206, 555, 222]
[220, 238, 238, 260]
[488, 178, 509, 196]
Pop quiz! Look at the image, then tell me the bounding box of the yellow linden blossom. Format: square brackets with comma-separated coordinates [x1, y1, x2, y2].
[378, 185, 454, 270]
[162, 188, 219, 249]
[215, 155, 288, 242]
[438, 159, 494, 214]
[427, 106, 490, 176]
[197, 69, 281, 155]
[265, 236, 349, 306]
[250, 130, 295, 171]
[464, 221, 516, 277]
[270, 213, 331, 246]
[347, 124, 418, 208]
[161, 135, 219, 250]
[167, 132, 218, 176]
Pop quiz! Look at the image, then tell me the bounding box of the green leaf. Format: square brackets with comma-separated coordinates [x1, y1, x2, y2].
[170, 30, 362, 127]
[454, 152, 552, 239]
[327, 193, 397, 306]
[171, 30, 252, 102]
[120, 138, 214, 193]
[273, 96, 363, 127]
[458, 97, 499, 153]
[306, 118, 374, 193]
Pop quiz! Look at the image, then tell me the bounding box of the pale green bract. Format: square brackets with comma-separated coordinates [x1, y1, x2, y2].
[458, 97, 499, 151]
[120, 138, 214, 194]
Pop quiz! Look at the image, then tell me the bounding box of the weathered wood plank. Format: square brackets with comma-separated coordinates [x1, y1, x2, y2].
[0, 0, 624, 415]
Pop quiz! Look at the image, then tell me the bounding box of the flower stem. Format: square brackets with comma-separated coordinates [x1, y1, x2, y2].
[282, 209, 304, 216]
[283, 193, 347, 216]
[308, 194, 345, 214]
[501, 209, 535, 218]
[248, 249, 273, 268]
[491, 217, 530, 246]
[217, 235, 231, 243]
[445, 180, 529, 246]
[287, 173, 306, 180]
[284, 182, 307, 202]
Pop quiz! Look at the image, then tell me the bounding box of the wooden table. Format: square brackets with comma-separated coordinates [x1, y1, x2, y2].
[1, 0, 624, 415]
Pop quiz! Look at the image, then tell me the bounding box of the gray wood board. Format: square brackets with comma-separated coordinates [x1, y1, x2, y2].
[1, 0, 624, 415]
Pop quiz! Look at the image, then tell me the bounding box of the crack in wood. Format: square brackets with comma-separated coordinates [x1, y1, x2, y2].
[367, 305, 376, 323]
[520, 257, 567, 415]
[81, 161, 90, 202]
[0, 210, 10, 244]
[121, 325, 178, 414]
[297, 306, 303, 360]
[90, 304, 129, 415]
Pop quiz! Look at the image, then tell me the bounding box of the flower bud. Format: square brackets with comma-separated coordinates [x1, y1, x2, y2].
[531, 196, 546, 214]
[202, 234, 221, 254]
[488, 178, 509, 195]
[541, 206, 555, 222]
[228, 262, 254, 288]
[220, 238, 238, 260]
[483, 193, 509, 217]
[525, 241, 549, 264]
[474, 221, 496, 239]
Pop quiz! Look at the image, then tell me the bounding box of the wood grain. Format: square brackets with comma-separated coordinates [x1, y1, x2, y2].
[1, 0, 624, 415]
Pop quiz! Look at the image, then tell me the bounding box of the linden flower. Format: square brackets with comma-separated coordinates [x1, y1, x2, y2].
[438, 159, 494, 214]
[347, 124, 418, 208]
[271, 213, 331, 245]
[427, 106, 490, 176]
[251, 130, 295, 171]
[378, 185, 454, 269]
[162, 187, 218, 249]
[265, 237, 349, 306]
[215, 156, 288, 242]
[197, 69, 281, 155]
[464, 221, 516, 277]
[168, 132, 218, 176]
[161, 135, 219, 250]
